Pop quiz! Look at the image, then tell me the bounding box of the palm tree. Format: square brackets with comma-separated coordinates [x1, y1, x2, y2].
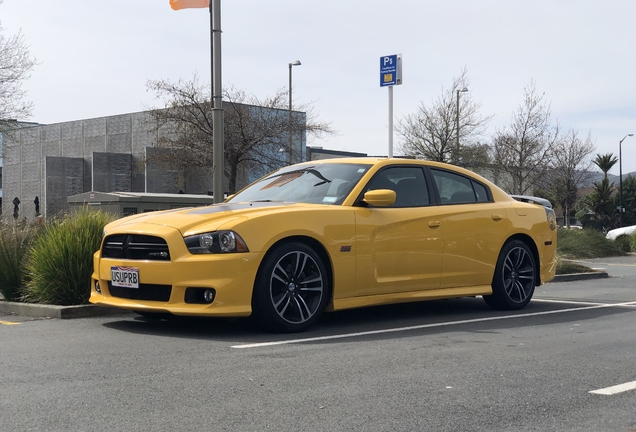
[593, 153, 618, 180]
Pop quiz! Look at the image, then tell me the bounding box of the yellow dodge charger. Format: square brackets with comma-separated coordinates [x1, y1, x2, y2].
[90, 158, 557, 332]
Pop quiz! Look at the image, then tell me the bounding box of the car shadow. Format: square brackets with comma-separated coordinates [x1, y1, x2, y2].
[100, 295, 633, 345]
[102, 314, 256, 341]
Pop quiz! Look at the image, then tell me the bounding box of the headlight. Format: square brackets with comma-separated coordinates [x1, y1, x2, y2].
[184, 231, 249, 254]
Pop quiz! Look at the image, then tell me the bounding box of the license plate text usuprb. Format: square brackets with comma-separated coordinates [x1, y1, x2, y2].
[111, 266, 139, 288]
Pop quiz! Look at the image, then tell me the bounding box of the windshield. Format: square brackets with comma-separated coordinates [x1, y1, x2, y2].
[228, 163, 370, 205]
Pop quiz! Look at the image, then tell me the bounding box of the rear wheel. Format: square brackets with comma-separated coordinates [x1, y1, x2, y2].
[483, 240, 536, 310]
[252, 242, 330, 332]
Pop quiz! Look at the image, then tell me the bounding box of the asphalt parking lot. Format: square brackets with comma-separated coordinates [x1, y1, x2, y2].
[1, 256, 635, 431]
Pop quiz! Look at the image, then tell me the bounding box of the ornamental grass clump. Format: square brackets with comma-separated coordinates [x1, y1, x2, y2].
[557, 227, 625, 259]
[22, 209, 116, 305]
[0, 221, 42, 301]
[555, 256, 598, 275]
[614, 234, 632, 253]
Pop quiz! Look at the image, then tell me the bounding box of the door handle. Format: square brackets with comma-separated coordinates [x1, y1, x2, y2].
[428, 220, 441, 228]
[491, 214, 503, 221]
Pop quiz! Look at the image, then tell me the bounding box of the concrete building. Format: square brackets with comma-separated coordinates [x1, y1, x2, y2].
[0, 120, 42, 216]
[306, 146, 367, 161]
[1, 107, 305, 220]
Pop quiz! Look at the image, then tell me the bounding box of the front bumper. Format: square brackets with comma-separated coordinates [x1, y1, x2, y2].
[89, 225, 259, 317]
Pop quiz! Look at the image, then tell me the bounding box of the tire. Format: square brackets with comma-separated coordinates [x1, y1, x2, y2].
[483, 240, 536, 310]
[252, 242, 330, 333]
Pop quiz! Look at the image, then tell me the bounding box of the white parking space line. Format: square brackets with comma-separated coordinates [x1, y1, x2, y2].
[232, 300, 636, 349]
[589, 380, 636, 396]
[534, 298, 636, 308]
[533, 299, 608, 306]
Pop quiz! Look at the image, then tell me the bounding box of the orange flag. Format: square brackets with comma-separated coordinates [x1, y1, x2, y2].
[169, 0, 209, 10]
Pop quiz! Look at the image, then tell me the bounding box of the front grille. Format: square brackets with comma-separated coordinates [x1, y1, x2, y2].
[102, 234, 170, 261]
[108, 282, 172, 302]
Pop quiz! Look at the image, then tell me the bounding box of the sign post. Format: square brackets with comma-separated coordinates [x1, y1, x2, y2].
[380, 54, 402, 158]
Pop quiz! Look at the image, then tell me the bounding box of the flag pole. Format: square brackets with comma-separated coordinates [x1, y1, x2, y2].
[211, 0, 224, 203]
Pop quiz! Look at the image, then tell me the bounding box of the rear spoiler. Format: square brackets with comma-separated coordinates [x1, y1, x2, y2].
[510, 195, 553, 209]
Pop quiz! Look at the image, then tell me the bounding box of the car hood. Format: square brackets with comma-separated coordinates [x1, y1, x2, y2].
[105, 201, 300, 235]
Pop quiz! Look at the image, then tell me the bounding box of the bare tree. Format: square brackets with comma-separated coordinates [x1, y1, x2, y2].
[145, 74, 334, 193]
[0, 0, 37, 129]
[545, 130, 595, 227]
[396, 68, 492, 167]
[491, 80, 558, 195]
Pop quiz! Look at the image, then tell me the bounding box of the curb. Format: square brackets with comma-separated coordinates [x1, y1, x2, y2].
[550, 271, 609, 283]
[0, 301, 131, 319]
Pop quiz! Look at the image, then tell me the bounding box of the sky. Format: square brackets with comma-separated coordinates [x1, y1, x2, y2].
[2, 0, 636, 174]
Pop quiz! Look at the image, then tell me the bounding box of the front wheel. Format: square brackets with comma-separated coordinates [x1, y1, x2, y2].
[483, 240, 536, 310]
[252, 242, 330, 333]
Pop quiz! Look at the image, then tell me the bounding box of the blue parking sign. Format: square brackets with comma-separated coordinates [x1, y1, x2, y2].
[380, 54, 400, 87]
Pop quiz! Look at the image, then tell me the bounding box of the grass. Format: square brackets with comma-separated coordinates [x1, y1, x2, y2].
[555, 257, 598, 275]
[556, 228, 625, 260]
[21, 209, 115, 305]
[0, 221, 43, 301]
[555, 228, 627, 275]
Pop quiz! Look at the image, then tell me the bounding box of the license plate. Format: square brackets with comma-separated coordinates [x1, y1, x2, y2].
[111, 266, 139, 289]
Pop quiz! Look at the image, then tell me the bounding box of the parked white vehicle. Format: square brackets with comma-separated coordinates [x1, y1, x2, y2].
[606, 225, 636, 240]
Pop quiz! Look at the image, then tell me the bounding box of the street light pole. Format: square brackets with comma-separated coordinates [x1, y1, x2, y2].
[619, 133, 634, 227]
[455, 87, 468, 165]
[208, 0, 224, 203]
[288, 60, 301, 165]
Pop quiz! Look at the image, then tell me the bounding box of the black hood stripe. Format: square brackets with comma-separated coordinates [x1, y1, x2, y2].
[186, 202, 294, 215]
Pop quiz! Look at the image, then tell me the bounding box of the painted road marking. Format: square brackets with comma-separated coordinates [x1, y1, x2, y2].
[572, 260, 636, 267]
[533, 298, 636, 308]
[590, 380, 636, 395]
[232, 300, 636, 349]
[0, 320, 21, 326]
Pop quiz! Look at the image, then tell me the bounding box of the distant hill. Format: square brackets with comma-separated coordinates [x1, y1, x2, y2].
[579, 171, 636, 188]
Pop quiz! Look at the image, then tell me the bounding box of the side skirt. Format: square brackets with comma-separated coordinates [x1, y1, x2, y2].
[329, 285, 493, 312]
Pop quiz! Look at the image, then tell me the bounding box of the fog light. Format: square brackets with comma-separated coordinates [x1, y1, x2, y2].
[185, 288, 216, 304]
[95, 281, 101, 294]
[203, 290, 214, 303]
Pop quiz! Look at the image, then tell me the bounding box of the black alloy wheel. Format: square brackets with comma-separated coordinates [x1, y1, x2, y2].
[483, 239, 536, 310]
[253, 242, 330, 332]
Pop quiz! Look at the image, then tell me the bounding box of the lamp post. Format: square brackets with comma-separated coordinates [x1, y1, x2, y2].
[455, 87, 468, 164]
[619, 133, 634, 227]
[288, 60, 301, 165]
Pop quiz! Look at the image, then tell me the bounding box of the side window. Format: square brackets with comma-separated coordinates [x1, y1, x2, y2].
[431, 169, 490, 204]
[473, 181, 489, 202]
[364, 166, 430, 207]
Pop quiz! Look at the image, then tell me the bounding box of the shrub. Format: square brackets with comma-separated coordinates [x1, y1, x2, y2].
[22, 209, 116, 305]
[557, 228, 626, 259]
[631, 232, 636, 253]
[614, 235, 632, 253]
[0, 221, 42, 301]
[556, 257, 598, 275]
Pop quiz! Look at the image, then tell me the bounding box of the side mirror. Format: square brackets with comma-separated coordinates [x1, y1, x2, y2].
[363, 189, 396, 207]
